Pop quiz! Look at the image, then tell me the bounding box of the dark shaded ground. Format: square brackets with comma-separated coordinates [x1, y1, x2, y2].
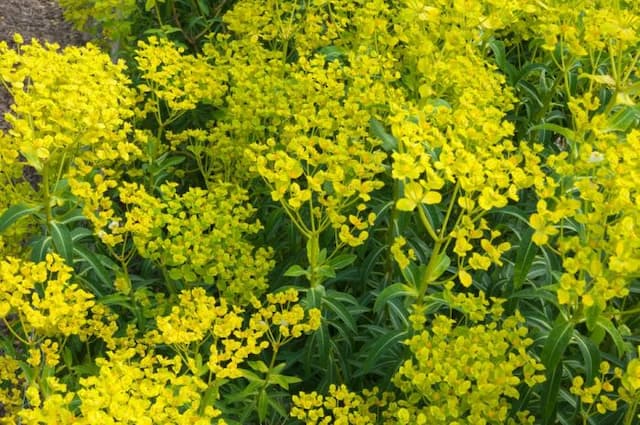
[0, 0, 90, 130]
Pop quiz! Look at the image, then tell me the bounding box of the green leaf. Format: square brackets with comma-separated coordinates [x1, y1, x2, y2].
[196, 0, 210, 15]
[49, 221, 74, 265]
[584, 304, 601, 332]
[426, 98, 451, 110]
[316, 264, 336, 280]
[99, 294, 134, 309]
[269, 373, 301, 390]
[529, 123, 576, 142]
[516, 62, 550, 83]
[144, 0, 163, 11]
[487, 39, 517, 82]
[55, 207, 86, 225]
[327, 254, 357, 271]
[590, 325, 606, 346]
[284, 264, 309, 278]
[606, 105, 640, 132]
[29, 236, 52, 262]
[538, 317, 574, 425]
[18, 361, 36, 383]
[374, 283, 417, 313]
[399, 264, 419, 287]
[257, 390, 268, 423]
[267, 396, 288, 418]
[539, 318, 574, 425]
[491, 205, 534, 226]
[572, 331, 600, 385]
[70, 227, 93, 242]
[424, 251, 450, 284]
[195, 353, 207, 376]
[0, 204, 42, 233]
[322, 296, 357, 334]
[248, 360, 269, 374]
[369, 118, 398, 152]
[513, 228, 538, 290]
[318, 45, 345, 62]
[541, 363, 564, 425]
[312, 323, 330, 368]
[360, 329, 408, 375]
[62, 347, 73, 369]
[517, 80, 544, 107]
[541, 318, 574, 372]
[73, 245, 111, 290]
[508, 287, 559, 306]
[595, 317, 626, 357]
[306, 285, 325, 309]
[318, 248, 327, 264]
[149, 154, 185, 189]
[198, 381, 225, 415]
[239, 368, 263, 383]
[325, 290, 361, 308]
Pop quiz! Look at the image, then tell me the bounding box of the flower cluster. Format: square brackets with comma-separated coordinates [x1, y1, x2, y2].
[19, 347, 225, 424]
[0, 36, 140, 256]
[0, 37, 137, 174]
[571, 362, 619, 417]
[146, 287, 269, 380]
[291, 384, 389, 425]
[253, 288, 322, 344]
[570, 353, 640, 423]
[135, 36, 227, 126]
[0, 253, 116, 341]
[145, 287, 320, 381]
[0, 0, 638, 423]
[291, 311, 543, 425]
[390, 313, 545, 424]
[531, 102, 640, 312]
[118, 181, 274, 303]
[244, 57, 387, 248]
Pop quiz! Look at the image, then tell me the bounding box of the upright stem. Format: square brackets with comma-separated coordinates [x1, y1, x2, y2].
[42, 165, 52, 224]
[624, 397, 638, 425]
[306, 232, 322, 288]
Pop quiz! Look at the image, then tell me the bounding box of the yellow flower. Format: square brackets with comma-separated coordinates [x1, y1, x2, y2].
[459, 270, 473, 287]
[530, 213, 558, 246]
[623, 359, 640, 392]
[397, 182, 442, 212]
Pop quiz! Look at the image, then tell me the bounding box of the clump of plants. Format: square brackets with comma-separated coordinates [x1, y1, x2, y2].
[0, 0, 638, 423]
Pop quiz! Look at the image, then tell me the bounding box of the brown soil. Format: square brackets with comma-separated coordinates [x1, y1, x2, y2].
[0, 0, 90, 130]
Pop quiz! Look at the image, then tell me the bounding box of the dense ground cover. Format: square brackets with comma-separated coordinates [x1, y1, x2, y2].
[0, 0, 639, 423]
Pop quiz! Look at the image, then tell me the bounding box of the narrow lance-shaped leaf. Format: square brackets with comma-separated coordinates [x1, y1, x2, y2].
[0, 204, 42, 233]
[322, 296, 357, 334]
[513, 228, 538, 290]
[29, 236, 52, 262]
[361, 329, 408, 375]
[541, 318, 574, 372]
[540, 318, 574, 425]
[374, 283, 418, 313]
[572, 331, 600, 385]
[369, 118, 397, 152]
[49, 221, 74, 265]
[541, 365, 564, 425]
[595, 316, 627, 357]
[327, 254, 357, 271]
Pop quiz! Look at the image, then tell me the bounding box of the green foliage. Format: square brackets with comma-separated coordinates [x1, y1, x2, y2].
[0, 0, 639, 424]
